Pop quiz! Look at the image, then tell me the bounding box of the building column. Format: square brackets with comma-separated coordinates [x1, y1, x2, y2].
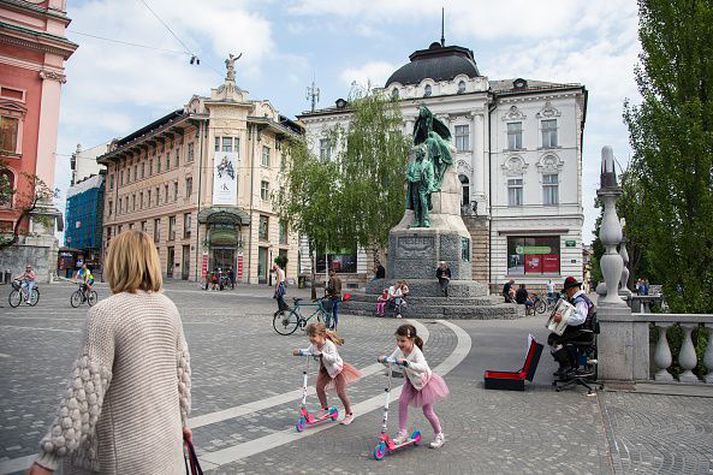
[36, 70, 66, 189]
[472, 113, 487, 215]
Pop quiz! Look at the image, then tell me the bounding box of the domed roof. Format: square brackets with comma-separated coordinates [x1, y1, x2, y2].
[386, 42, 480, 87]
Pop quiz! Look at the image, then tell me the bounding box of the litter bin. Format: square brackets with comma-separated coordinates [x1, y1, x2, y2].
[298, 275, 305, 289]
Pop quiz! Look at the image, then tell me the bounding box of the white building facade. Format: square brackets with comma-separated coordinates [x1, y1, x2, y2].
[299, 42, 587, 291]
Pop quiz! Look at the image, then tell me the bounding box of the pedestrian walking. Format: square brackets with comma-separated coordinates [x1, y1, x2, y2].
[326, 269, 342, 330]
[28, 230, 192, 475]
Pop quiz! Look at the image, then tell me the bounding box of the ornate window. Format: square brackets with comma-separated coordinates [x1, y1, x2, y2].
[543, 174, 559, 206]
[507, 178, 523, 207]
[455, 125, 470, 152]
[459, 174, 470, 207]
[279, 220, 288, 245]
[541, 119, 558, 148]
[458, 81, 466, 94]
[0, 168, 14, 207]
[260, 180, 270, 200]
[259, 215, 269, 241]
[391, 88, 399, 100]
[168, 215, 176, 241]
[153, 218, 161, 242]
[183, 213, 192, 239]
[187, 142, 194, 162]
[319, 138, 331, 161]
[0, 116, 19, 153]
[507, 122, 522, 150]
[262, 146, 270, 167]
[424, 84, 432, 97]
[185, 177, 193, 198]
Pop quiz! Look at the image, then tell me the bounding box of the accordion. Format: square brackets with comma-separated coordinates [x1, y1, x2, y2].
[545, 298, 576, 336]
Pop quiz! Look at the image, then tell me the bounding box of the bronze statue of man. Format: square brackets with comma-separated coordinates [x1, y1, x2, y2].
[406, 145, 436, 228]
[412, 105, 453, 190]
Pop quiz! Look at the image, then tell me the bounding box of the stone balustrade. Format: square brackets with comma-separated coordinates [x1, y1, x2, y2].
[641, 313, 713, 384]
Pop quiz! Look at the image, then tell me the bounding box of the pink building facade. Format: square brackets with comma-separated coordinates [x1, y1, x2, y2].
[0, 0, 76, 233]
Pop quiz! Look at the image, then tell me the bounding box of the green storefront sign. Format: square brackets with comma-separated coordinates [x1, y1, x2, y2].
[565, 240, 577, 247]
[515, 245, 552, 255]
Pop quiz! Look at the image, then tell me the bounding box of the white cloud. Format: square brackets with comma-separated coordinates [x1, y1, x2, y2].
[339, 61, 399, 90]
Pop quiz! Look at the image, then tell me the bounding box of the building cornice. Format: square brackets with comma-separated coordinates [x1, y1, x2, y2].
[1, 0, 71, 24]
[0, 20, 77, 59]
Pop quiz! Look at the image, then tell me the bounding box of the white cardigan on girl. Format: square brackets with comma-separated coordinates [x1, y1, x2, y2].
[389, 345, 432, 390]
[302, 340, 344, 378]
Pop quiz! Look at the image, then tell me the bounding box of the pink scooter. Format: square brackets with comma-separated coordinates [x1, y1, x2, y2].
[373, 356, 421, 460]
[295, 350, 339, 432]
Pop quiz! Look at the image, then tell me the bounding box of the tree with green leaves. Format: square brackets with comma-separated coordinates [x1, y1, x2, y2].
[623, 0, 713, 312]
[0, 163, 57, 249]
[275, 92, 411, 297]
[274, 137, 342, 299]
[325, 92, 411, 253]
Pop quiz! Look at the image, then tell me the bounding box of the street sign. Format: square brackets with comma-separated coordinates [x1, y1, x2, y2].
[565, 240, 577, 247]
[515, 245, 552, 255]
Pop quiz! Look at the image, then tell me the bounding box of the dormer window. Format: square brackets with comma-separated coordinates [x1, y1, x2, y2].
[424, 84, 432, 97]
[513, 78, 527, 89]
[391, 88, 399, 100]
[458, 81, 466, 94]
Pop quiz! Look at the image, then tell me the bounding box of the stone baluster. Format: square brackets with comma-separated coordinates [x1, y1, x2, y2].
[653, 322, 674, 381]
[618, 219, 631, 301]
[677, 323, 699, 383]
[597, 146, 625, 305]
[704, 326, 713, 384]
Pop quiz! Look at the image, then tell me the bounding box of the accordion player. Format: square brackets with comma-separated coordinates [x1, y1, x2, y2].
[545, 299, 576, 336]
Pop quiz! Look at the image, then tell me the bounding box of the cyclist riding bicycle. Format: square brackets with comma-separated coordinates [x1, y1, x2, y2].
[15, 264, 36, 304]
[75, 264, 94, 293]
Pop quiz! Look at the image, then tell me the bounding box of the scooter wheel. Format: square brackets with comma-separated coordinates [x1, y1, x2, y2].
[329, 407, 339, 421]
[295, 416, 306, 432]
[373, 442, 387, 460]
[411, 430, 421, 445]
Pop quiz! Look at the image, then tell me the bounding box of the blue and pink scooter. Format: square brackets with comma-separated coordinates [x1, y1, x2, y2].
[294, 350, 339, 432]
[372, 356, 421, 460]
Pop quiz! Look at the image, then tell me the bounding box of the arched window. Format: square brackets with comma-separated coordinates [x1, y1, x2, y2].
[424, 84, 432, 97]
[459, 174, 470, 207]
[391, 88, 399, 100]
[458, 81, 466, 94]
[0, 169, 14, 207]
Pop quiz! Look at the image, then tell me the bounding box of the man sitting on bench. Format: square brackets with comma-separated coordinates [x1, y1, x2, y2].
[548, 276, 595, 377]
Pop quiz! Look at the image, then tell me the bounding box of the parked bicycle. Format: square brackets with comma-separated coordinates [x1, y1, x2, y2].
[8, 279, 40, 308]
[70, 282, 98, 308]
[530, 294, 548, 315]
[272, 296, 333, 335]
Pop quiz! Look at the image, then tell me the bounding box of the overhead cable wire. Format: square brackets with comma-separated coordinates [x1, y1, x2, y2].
[67, 29, 188, 55]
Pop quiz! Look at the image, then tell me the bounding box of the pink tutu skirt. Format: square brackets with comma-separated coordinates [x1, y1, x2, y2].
[400, 373, 449, 407]
[324, 362, 363, 391]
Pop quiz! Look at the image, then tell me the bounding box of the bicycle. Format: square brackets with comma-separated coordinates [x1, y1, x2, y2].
[8, 279, 40, 308]
[71, 282, 98, 308]
[530, 294, 548, 315]
[272, 297, 333, 336]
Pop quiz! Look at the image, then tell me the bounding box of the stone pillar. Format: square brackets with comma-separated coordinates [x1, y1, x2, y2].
[595, 146, 647, 383]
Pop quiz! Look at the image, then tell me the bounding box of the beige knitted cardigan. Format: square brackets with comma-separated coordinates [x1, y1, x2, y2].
[34, 291, 191, 474]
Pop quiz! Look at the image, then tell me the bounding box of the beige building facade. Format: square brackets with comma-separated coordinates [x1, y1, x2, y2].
[99, 63, 301, 284]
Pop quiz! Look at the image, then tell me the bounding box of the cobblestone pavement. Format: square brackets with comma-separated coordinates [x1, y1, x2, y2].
[1, 281, 712, 474]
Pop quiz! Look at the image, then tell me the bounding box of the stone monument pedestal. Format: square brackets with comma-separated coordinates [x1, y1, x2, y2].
[387, 167, 471, 282]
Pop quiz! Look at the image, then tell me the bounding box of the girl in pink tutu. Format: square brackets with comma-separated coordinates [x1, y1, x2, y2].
[379, 323, 449, 448]
[293, 322, 363, 425]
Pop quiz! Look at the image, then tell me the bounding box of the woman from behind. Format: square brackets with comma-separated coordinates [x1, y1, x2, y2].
[29, 230, 192, 474]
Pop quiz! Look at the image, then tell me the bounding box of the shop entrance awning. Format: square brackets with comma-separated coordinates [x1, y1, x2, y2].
[197, 206, 251, 226]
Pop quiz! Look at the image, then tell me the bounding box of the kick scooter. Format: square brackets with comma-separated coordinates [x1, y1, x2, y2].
[372, 356, 421, 460]
[294, 350, 339, 432]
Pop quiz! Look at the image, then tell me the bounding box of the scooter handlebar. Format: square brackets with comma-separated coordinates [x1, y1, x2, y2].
[380, 356, 407, 367]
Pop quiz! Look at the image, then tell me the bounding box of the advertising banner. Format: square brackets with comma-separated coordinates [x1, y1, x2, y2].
[212, 152, 238, 205]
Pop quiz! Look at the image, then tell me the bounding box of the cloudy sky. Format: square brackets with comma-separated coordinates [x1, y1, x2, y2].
[55, 0, 642, 243]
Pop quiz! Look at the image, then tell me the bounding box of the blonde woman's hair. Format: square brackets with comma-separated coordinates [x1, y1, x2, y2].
[105, 230, 162, 294]
[306, 322, 345, 346]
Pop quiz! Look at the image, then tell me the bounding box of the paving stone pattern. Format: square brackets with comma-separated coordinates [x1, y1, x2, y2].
[1, 281, 713, 474]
